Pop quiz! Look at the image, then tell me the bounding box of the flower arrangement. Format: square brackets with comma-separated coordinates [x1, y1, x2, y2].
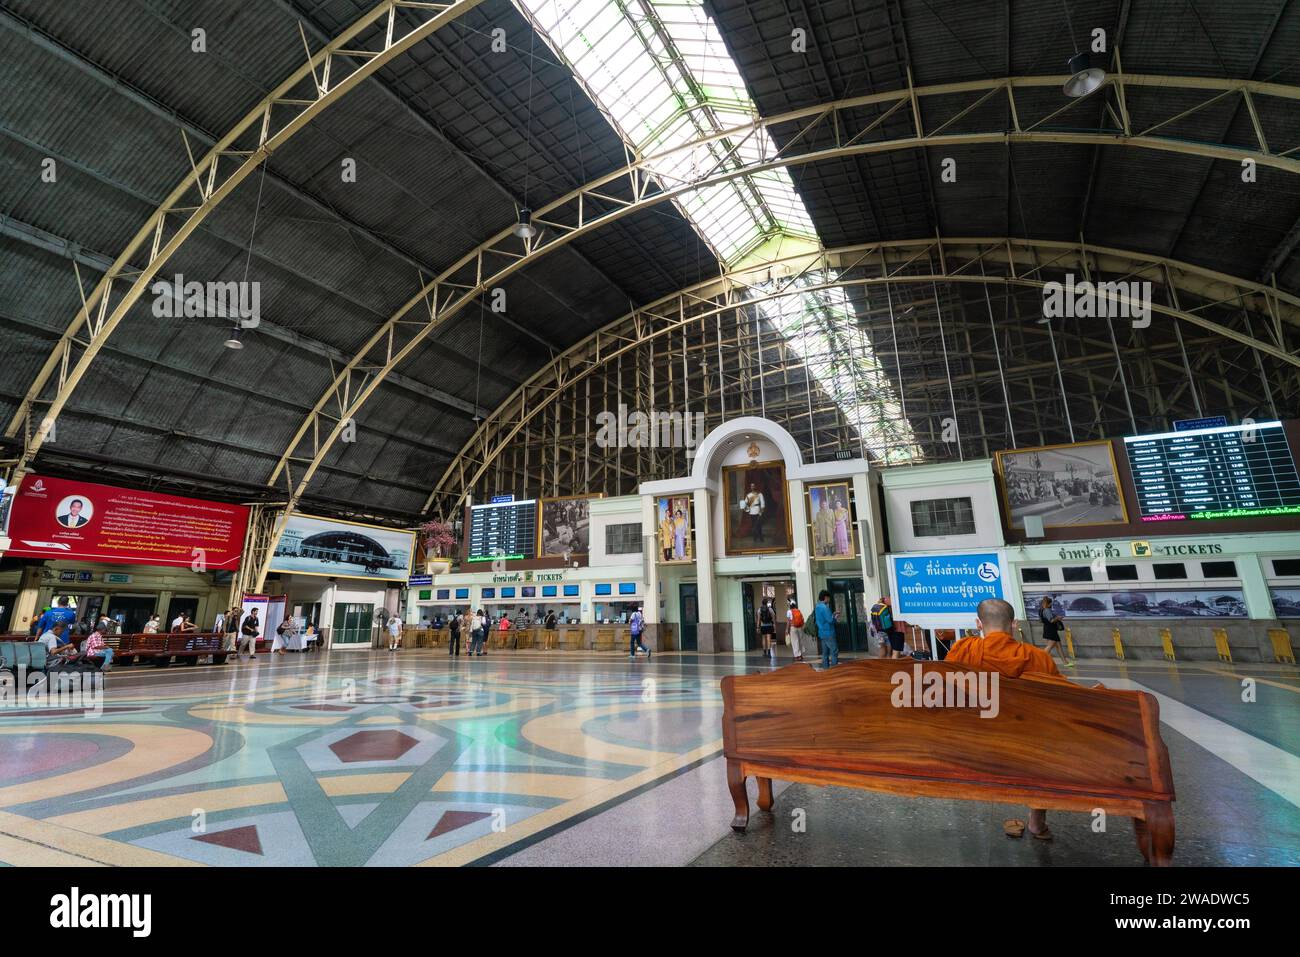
[418, 520, 457, 561]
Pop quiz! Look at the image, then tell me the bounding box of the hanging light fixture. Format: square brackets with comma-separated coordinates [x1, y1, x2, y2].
[223, 324, 244, 349]
[1060, 1, 1105, 97]
[513, 206, 537, 240]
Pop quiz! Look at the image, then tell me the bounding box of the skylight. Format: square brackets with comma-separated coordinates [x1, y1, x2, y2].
[516, 0, 919, 461]
[516, 0, 817, 263]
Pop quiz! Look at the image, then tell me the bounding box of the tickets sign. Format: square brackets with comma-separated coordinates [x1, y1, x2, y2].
[4, 474, 249, 569]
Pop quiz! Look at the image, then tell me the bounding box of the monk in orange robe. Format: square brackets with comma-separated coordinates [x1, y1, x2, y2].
[946, 597, 1071, 840]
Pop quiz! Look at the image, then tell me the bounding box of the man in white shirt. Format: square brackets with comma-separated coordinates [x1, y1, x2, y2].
[40, 622, 76, 660]
[386, 614, 403, 652]
[739, 482, 767, 543]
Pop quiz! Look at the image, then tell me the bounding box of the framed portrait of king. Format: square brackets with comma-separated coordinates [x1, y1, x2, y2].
[722, 461, 792, 555]
[807, 481, 855, 559]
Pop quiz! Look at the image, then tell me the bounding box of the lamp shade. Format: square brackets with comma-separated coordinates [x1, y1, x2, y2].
[1064, 51, 1105, 97]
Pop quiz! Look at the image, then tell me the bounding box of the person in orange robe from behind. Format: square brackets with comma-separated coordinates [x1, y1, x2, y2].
[946, 597, 1071, 840]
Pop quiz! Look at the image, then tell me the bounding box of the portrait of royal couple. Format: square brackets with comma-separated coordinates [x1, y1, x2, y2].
[809, 483, 854, 559]
[657, 497, 691, 562]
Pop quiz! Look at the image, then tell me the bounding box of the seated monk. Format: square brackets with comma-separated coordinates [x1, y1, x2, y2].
[946, 597, 1071, 841]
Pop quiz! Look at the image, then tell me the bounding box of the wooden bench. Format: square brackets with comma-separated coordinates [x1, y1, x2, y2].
[115, 632, 229, 667]
[721, 659, 1176, 866]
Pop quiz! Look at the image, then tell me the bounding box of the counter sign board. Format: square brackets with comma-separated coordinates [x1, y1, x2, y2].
[889, 551, 1008, 629]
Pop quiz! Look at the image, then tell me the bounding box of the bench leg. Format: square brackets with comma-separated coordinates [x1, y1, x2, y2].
[1138, 801, 1175, 866]
[727, 759, 750, 832]
[756, 776, 774, 812]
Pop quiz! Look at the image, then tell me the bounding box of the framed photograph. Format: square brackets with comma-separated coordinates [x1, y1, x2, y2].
[722, 461, 792, 555]
[656, 496, 693, 563]
[807, 481, 855, 559]
[268, 513, 415, 581]
[537, 495, 595, 558]
[995, 440, 1128, 530]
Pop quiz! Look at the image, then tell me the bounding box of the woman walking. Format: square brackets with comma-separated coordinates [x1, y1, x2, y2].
[1037, 596, 1073, 668]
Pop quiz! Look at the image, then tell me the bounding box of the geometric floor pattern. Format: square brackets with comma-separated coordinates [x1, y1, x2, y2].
[1, 650, 1297, 866]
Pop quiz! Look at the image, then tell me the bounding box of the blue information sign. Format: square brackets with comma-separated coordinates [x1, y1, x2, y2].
[1173, 416, 1228, 432]
[891, 552, 1005, 619]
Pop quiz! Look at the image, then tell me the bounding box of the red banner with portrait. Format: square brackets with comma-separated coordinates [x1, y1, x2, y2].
[4, 474, 249, 569]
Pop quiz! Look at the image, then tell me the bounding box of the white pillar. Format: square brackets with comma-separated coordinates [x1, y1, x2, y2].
[788, 479, 815, 608]
[641, 494, 660, 625]
[852, 471, 884, 600]
[693, 487, 715, 623]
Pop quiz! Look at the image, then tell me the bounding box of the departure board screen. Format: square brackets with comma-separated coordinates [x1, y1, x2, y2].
[466, 499, 537, 561]
[1123, 421, 1300, 521]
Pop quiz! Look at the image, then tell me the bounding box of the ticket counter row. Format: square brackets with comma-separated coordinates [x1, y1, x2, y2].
[404, 621, 673, 652]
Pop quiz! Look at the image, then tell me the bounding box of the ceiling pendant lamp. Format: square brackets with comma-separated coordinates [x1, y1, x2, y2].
[223, 324, 244, 349]
[1064, 51, 1106, 97]
[513, 206, 537, 240]
[1060, 1, 1105, 97]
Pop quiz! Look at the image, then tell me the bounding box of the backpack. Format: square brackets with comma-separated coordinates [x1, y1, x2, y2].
[790, 608, 804, 629]
[759, 605, 773, 625]
[875, 604, 893, 632]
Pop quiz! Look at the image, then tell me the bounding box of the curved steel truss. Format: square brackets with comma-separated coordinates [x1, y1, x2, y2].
[264, 74, 1300, 529]
[4, 0, 485, 474]
[421, 237, 1300, 518]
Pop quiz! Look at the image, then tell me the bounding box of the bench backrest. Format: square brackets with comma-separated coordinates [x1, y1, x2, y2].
[0, 639, 48, 671]
[721, 659, 1173, 802]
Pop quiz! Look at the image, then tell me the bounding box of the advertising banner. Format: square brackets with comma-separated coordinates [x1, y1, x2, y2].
[889, 551, 1007, 628]
[4, 474, 249, 569]
[268, 513, 414, 581]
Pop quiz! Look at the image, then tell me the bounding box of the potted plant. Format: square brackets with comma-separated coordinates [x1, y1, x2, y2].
[418, 519, 457, 575]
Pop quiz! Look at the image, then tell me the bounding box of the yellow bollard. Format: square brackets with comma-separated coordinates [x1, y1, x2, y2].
[1112, 627, 1125, 661]
[1212, 627, 1232, 663]
[1267, 628, 1296, 665]
[1064, 627, 1076, 659]
[1159, 628, 1176, 662]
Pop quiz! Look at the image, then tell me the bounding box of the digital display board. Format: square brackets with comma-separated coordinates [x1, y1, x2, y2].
[1123, 421, 1300, 521]
[466, 499, 537, 562]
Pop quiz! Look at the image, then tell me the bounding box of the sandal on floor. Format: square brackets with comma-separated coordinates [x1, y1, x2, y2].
[1003, 819, 1026, 838]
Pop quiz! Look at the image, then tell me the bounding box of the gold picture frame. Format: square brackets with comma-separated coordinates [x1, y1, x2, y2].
[722, 461, 793, 555]
[536, 494, 599, 558]
[995, 440, 1129, 530]
[807, 481, 855, 560]
[656, 495, 693, 563]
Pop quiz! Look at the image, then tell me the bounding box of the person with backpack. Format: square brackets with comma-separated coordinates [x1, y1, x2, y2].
[239, 607, 261, 660]
[870, 596, 903, 659]
[448, 609, 462, 657]
[814, 590, 839, 669]
[470, 609, 486, 656]
[758, 598, 777, 660]
[628, 606, 651, 660]
[786, 599, 806, 662]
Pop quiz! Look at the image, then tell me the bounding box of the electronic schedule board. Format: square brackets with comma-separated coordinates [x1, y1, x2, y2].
[1123, 421, 1300, 522]
[466, 498, 537, 562]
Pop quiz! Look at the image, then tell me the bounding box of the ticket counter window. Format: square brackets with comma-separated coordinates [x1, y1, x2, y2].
[595, 601, 640, 624]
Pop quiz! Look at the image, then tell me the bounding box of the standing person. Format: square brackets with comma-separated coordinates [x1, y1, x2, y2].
[673, 508, 688, 561]
[386, 612, 403, 652]
[815, 590, 839, 669]
[142, 614, 161, 634]
[739, 482, 766, 543]
[813, 496, 835, 555]
[448, 609, 462, 657]
[470, 609, 486, 656]
[832, 496, 851, 555]
[1037, 596, 1073, 668]
[659, 511, 674, 562]
[239, 607, 261, 660]
[758, 598, 777, 660]
[628, 605, 651, 660]
[786, 598, 806, 662]
[36, 596, 78, 636]
[870, 596, 904, 659]
[222, 607, 240, 655]
[276, 615, 300, 655]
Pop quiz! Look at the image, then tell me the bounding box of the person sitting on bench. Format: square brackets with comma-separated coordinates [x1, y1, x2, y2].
[82, 625, 114, 671]
[945, 597, 1069, 841]
[39, 621, 79, 662]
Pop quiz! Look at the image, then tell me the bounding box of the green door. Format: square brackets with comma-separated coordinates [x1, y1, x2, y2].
[332, 602, 374, 645]
[678, 583, 698, 652]
[740, 583, 757, 651]
[827, 578, 869, 652]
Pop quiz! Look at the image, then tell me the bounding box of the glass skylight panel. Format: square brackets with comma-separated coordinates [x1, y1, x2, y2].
[518, 0, 816, 262]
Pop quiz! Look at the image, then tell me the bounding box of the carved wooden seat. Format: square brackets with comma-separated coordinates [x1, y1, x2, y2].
[721, 659, 1175, 866]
